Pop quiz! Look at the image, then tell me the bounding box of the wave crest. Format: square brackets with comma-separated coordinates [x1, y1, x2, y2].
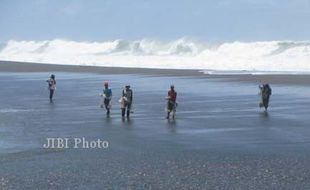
[0, 39, 310, 72]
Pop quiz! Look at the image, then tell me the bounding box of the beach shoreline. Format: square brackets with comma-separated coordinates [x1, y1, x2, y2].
[0, 60, 203, 76]
[1, 60, 310, 86]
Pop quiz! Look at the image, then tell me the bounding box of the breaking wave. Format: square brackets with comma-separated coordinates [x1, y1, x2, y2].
[0, 39, 310, 73]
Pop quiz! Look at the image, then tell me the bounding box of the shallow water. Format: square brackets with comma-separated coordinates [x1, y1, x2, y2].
[0, 72, 310, 154]
[1, 72, 310, 189]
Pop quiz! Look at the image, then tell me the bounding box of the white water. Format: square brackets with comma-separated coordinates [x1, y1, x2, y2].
[0, 39, 310, 73]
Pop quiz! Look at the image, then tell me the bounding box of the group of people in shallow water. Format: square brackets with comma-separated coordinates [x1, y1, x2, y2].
[100, 82, 134, 119]
[46, 74, 272, 120]
[99, 81, 177, 120]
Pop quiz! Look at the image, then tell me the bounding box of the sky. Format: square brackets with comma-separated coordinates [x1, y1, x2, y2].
[0, 0, 310, 42]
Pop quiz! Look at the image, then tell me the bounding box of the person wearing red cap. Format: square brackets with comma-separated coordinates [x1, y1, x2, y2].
[101, 81, 112, 116]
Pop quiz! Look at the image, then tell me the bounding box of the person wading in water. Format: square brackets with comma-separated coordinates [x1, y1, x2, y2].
[166, 85, 177, 119]
[46, 74, 56, 102]
[120, 85, 133, 119]
[259, 83, 272, 112]
[101, 81, 112, 116]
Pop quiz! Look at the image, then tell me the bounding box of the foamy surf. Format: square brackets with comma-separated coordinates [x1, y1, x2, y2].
[0, 39, 310, 73]
[201, 70, 310, 75]
[0, 108, 33, 113]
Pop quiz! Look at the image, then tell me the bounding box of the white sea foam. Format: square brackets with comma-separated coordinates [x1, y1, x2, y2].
[0, 39, 310, 73]
[0, 108, 32, 113]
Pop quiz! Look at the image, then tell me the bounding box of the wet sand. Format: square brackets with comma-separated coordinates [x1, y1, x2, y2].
[2, 60, 310, 85]
[1, 61, 310, 189]
[0, 60, 203, 76]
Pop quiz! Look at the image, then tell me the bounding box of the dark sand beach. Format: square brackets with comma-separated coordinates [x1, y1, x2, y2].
[1, 61, 310, 189]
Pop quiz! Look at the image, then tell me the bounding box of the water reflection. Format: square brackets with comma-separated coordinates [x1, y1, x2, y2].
[167, 119, 177, 133]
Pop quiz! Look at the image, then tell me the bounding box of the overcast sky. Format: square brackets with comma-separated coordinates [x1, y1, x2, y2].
[1, 0, 310, 42]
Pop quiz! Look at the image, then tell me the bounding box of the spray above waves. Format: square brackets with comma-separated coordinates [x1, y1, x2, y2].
[0, 39, 310, 73]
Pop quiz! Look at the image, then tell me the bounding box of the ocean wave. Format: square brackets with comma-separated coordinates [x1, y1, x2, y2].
[0, 39, 310, 72]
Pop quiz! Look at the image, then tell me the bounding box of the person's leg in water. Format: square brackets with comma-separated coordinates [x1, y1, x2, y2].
[126, 103, 132, 118]
[104, 99, 110, 116]
[49, 89, 54, 102]
[166, 101, 172, 119]
[166, 111, 170, 119]
[121, 102, 126, 118]
[263, 97, 269, 112]
[121, 109, 125, 118]
[172, 103, 176, 119]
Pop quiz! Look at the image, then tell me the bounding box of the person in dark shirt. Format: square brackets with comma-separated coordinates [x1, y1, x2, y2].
[166, 85, 177, 119]
[259, 83, 272, 112]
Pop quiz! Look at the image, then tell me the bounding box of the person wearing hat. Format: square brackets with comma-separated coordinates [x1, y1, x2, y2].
[121, 85, 133, 118]
[101, 81, 112, 116]
[46, 74, 56, 102]
[166, 85, 177, 119]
